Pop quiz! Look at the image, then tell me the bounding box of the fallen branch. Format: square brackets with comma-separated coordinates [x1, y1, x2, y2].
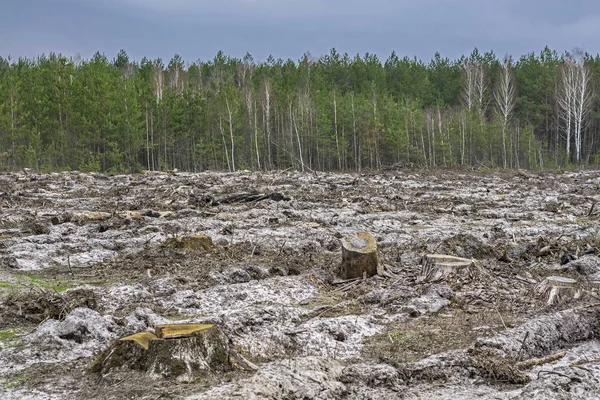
[516, 352, 566, 370]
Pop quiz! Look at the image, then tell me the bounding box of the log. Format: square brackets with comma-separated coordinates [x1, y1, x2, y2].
[420, 254, 483, 282]
[341, 232, 379, 279]
[535, 276, 581, 305]
[91, 324, 257, 382]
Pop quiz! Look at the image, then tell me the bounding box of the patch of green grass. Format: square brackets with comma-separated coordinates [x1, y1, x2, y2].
[19, 274, 71, 292]
[388, 332, 407, 344]
[0, 276, 70, 292]
[1, 375, 26, 389]
[54, 283, 71, 292]
[0, 329, 17, 341]
[0, 329, 25, 350]
[0, 281, 20, 289]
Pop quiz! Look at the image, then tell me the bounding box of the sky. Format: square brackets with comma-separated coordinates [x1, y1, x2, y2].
[1, 0, 600, 63]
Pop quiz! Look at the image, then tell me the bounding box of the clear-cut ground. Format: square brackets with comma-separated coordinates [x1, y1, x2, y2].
[0, 168, 599, 399]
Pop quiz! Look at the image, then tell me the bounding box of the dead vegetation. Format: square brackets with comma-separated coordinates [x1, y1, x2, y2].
[363, 305, 523, 365]
[0, 287, 99, 326]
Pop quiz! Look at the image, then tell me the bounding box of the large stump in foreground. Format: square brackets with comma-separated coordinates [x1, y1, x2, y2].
[91, 324, 256, 382]
[341, 232, 379, 279]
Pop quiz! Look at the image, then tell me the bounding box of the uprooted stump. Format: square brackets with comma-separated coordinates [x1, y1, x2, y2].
[419, 254, 483, 282]
[535, 276, 581, 305]
[341, 232, 379, 279]
[163, 235, 214, 251]
[91, 324, 257, 382]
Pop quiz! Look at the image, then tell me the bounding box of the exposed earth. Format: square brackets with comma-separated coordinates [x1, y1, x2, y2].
[1, 168, 600, 399]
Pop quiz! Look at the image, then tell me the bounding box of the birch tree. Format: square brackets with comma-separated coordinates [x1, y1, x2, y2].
[572, 57, 593, 164]
[261, 78, 273, 168]
[557, 52, 593, 163]
[153, 60, 164, 104]
[461, 61, 477, 110]
[494, 56, 517, 168]
[557, 58, 575, 161]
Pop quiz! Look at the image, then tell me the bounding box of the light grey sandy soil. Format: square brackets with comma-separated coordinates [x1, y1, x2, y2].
[1, 168, 600, 399]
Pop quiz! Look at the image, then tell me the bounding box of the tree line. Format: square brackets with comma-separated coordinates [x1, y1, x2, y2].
[0, 47, 599, 173]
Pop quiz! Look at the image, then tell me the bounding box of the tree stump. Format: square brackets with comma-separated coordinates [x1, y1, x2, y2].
[535, 276, 581, 305]
[341, 232, 379, 279]
[91, 324, 256, 382]
[419, 254, 483, 282]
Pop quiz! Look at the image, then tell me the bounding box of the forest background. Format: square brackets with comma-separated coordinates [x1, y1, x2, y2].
[1, 47, 599, 173]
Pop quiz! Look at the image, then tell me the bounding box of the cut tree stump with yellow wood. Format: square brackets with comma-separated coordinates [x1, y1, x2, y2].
[91, 324, 257, 382]
[341, 232, 379, 279]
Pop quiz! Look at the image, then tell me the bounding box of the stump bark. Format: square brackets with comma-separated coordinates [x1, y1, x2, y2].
[535, 276, 581, 305]
[91, 324, 256, 382]
[420, 254, 482, 282]
[341, 232, 379, 279]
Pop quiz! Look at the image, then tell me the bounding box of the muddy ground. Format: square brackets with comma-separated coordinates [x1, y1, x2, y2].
[0, 168, 600, 399]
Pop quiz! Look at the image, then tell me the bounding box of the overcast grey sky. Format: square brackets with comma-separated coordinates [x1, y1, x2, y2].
[1, 0, 599, 63]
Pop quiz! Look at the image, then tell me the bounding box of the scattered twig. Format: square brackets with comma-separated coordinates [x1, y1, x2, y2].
[67, 254, 74, 276]
[537, 370, 582, 383]
[588, 200, 597, 217]
[516, 331, 530, 361]
[331, 278, 361, 285]
[314, 301, 346, 318]
[337, 280, 361, 292]
[494, 305, 507, 330]
[276, 241, 287, 258]
[144, 234, 157, 248]
[570, 356, 600, 367]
